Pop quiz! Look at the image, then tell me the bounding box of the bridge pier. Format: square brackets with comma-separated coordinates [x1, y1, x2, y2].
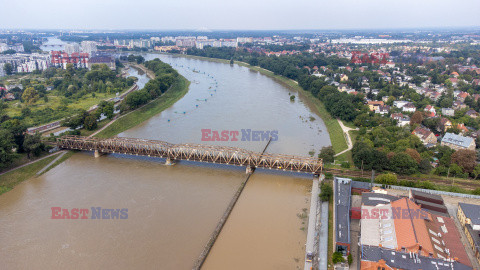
[165, 157, 174, 166]
[94, 150, 105, 158]
[246, 166, 255, 174]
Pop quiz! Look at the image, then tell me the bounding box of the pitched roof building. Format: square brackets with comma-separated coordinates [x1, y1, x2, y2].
[441, 132, 476, 151]
[413, 126, 437, 145]
[360, 193, 472, 269]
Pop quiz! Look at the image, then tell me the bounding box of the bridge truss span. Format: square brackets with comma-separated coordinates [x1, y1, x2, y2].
[56, 135, 323, 174]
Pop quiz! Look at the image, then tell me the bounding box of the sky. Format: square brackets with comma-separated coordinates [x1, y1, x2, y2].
[1, 0, 480, 30]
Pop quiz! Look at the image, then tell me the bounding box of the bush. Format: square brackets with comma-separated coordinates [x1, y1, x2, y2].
[324, 172, 333, 180]
[415, 181, 436, 190]
[319, 146, 335, 164]
[347, 254, 353, 265]
[375, 173, 398, 185]
[341, 162, 351, 168]
[320, 183, 333, 202]
[332, 252, 345, 264]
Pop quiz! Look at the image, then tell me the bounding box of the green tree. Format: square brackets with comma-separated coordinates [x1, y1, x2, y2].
[4, 63, 13, 75]
[23, 133, 43, 159]
[419, 159, 432, 174]
[83, 114, 97, 130]
[473, 164, 480, 180]
[0, 128, 16, 169]
[318, 146, 335, 163]
[332, 252, 345, 264]
[21, 87, 39, 105]
[390, 153, 418, 175]
[375, 173, 398, 185]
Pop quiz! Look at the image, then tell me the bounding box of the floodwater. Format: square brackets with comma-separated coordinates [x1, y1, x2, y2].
[202, 173, 311, 270]
[0, 53, 330, 269]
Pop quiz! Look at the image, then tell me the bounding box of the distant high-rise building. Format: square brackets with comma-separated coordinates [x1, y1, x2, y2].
[64, 43, 80, 54]
[81, 41, 97, 54]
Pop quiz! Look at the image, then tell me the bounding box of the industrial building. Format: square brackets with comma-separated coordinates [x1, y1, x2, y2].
[359, 192, 472, 269]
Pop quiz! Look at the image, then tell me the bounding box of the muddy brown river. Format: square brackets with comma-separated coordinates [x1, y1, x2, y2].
[0, 54, 330, 269]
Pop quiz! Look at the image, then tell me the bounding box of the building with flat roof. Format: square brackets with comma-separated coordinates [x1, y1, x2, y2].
[334, 177, 352, 255]
[457, 203, 480, 265]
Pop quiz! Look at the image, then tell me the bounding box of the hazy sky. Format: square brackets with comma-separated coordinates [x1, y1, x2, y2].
[1, 0, 479, 30]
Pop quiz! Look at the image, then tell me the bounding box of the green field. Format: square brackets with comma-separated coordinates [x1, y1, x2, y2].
[95, 75, 190, 138]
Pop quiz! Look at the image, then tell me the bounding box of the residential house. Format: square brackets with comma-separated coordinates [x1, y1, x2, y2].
[453, 100, 467, 110]
[413, 126, 437, 145]
[442, 108, 455, 117]
[393, 100, 409, 108]
[402, 103, 416, 113]
[457, 91, 470, 102]
[375, 105, 390, 115]
[338, 83, 349, 92]
[2, 92, 15, 100]
[466, 109, 479, 119]
[424, 105, 436, 117]
[367, 101, 384, 112]
[457, 123, 469, 134]
[391, 113, 410, 127]
[441, 132, 476, 151]
[439, 118, 453, 132]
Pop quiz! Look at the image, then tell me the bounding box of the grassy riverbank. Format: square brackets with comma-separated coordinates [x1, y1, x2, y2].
[95, 74, 190, 138]
[165, 53, 349, 157]
[0, 152, 58, 195]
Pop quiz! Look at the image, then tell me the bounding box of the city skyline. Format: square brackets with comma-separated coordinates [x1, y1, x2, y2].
[1, 0, 480, 30]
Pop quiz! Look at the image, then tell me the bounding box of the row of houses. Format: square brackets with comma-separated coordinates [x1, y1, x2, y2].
[412, 127, 476, 150]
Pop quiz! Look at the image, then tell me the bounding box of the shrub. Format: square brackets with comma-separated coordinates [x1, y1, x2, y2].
[320, 183, 333, 202]
[332, 252, 345, 264]
[319, 146, 335, 164]
[375, 173, 398, 185]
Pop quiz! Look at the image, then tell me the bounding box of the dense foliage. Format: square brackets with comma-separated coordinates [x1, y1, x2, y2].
[119, 58, 179, 111]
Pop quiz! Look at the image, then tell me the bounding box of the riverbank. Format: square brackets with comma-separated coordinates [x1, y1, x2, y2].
[163, 53, 349, 159]
[94, 74, 190, 138]
[0, 150, 74, 195]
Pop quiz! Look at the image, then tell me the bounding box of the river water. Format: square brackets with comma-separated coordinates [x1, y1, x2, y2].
[0, 54, 330, 270]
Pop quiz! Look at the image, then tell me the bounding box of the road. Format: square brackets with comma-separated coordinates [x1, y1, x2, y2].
[305, 177, 320, 270]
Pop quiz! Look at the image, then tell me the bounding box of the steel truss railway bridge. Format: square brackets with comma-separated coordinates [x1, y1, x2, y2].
[56, 135, 323, 174]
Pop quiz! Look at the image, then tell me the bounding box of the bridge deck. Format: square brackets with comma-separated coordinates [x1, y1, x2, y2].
[56, 135, 323, 174]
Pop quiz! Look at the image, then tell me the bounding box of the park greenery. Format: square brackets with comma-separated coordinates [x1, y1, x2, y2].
[119, 58, 179, 112]
[0, 63, 135, 127]
[0, 62, 136, 170]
